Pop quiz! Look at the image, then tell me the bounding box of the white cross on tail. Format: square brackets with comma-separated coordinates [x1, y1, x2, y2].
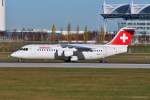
[120, 33, 128, 43]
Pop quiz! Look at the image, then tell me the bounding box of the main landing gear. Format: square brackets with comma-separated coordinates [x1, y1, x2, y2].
[64, 57, 71, 62]
[18, 58, 23, 63]
[99, 58, 108, 63]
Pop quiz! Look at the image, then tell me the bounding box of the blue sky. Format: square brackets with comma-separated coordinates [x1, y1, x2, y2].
[6, 0, 150, 31]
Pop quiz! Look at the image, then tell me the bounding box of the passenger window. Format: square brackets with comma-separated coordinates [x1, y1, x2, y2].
[20, 48, 28, 51]
[25, 48, 28, 51]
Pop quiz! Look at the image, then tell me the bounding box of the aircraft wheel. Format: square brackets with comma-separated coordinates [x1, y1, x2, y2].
[64, 57, 71, 62]
[18, 58, 23, 63]
[99, 59, 108, 63]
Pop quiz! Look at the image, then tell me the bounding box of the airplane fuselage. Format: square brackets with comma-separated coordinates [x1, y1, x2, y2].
[11, 44, 128, 61]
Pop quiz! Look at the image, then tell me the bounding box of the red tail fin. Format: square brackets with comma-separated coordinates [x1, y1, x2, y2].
[108, 28, 135, 45]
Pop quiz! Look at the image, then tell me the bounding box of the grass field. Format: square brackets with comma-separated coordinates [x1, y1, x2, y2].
[0, 68, 150, 100]
[106, 53, 150, 64]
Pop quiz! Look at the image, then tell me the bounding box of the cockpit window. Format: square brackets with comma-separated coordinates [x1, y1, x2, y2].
[19, 48, 28, 51]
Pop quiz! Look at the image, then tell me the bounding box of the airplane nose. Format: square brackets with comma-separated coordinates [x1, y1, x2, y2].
[11, 52, 18, 58]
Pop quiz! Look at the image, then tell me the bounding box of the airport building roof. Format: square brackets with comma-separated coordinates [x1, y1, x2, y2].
[102, 3, 150, 19]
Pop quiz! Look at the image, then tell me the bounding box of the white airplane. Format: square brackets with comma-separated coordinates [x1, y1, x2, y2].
[11, 28, 135, 62]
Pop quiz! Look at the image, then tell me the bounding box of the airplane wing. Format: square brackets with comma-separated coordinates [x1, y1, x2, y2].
[61, 44, 93, 52]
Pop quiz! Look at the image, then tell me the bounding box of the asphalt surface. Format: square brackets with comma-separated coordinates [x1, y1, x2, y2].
[0, 63, 150, 68]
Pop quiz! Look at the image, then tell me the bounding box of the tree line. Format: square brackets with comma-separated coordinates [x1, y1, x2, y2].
[0, 24, 115, 43]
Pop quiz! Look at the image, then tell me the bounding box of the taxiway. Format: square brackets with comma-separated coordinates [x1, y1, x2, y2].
[0, 63, 149, 68]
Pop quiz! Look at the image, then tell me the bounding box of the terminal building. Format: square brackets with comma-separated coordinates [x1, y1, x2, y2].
[118, 20, 150, 35]
[101, 0, 150, 44]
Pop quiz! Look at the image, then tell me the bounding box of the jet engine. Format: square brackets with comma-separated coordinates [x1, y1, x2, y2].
[62, 48, 78, 62]
[64, 50, 74, 57]
[70, 56, 78, 62]
[63, 48, 77, 57]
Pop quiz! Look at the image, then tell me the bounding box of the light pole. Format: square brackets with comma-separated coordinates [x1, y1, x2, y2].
[0, 0, 6, 32]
